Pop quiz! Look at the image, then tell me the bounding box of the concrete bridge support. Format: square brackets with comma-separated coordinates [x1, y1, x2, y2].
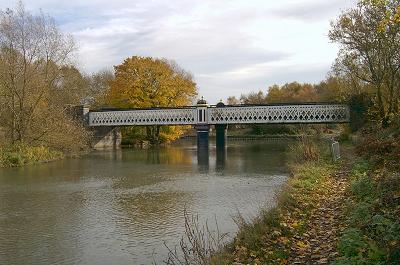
[91, 126, 122, 149]
[70, 105, 122, 149]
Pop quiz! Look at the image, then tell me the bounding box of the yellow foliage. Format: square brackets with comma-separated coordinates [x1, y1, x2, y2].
[106, 56, 197, 143]
[107, 56, 197, 108]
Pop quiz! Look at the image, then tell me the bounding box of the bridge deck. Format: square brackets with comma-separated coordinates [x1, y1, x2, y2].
[88, 104, 349, 126]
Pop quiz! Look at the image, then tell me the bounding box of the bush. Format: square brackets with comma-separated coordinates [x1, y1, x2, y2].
[337, 228, 368, 257]
[356, 124, 400, 170]
[336, 228, 386, 265]
[351, 177, 374, 201]
[0, 143, 64, 167]
[335, 160, 400, 265]
[287, 137, 321, 164]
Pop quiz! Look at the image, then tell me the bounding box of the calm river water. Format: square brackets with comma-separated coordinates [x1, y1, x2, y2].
[0, 139, 289, 265]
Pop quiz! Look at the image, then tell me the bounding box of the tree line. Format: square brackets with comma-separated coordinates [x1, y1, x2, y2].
[1, 0, 399, 152]
[229, 0, 400, 131]
[0, 2, 197, 151]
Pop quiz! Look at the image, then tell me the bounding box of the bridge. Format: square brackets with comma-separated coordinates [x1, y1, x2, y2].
[82, 98, 350, 151]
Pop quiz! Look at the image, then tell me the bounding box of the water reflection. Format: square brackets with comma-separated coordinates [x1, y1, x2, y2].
[0, 139, 290, 265]
[197, 147, 209, 172]
[216, 145, 227, 172]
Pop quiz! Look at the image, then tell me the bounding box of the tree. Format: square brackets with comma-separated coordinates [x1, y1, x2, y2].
[87, 69, 114, 107]
[329, 0, 400, 126]
[227, 96, 240, 105]
[240, 91, 267, 104]
[106, 56, 197, 144]
[52, 65, 89, 106]
[266, 82, 317, 103]
[0, 2, 89, 151]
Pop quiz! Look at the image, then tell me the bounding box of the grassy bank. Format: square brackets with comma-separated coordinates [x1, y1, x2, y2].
[0, 144, 64, 168]
[211, 158, 340, 264]
[208, 126, 400, 265]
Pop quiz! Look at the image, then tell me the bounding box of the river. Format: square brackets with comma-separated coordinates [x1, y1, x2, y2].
[0, 139, 289, 265]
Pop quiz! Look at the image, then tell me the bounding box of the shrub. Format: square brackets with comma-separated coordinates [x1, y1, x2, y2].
[287, 137, 320, 164]
[351, 177, 374, 201]
[0, 143, 64, 167]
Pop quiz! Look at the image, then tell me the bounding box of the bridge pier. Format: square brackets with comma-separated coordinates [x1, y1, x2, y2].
[215, 101, 227, 155]
[196, 97, 210, 160]
[215, 124, 227, 150]
[196, 124, 210, 152]
[91, 126, 122, 149]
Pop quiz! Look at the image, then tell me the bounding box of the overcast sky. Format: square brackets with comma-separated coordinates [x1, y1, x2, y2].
[1, 0, 356, 103]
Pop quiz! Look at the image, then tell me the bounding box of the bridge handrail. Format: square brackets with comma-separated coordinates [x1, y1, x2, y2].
[87, 103, 350, 126]
[90, 106, 198, 112]
[90, 102, 348, 112]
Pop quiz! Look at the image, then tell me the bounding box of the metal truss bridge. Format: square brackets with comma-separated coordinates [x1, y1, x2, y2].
[88, 103, 350, 127]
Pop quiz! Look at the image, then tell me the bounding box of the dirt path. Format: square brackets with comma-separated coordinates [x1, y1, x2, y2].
[287, 151, 353, 264]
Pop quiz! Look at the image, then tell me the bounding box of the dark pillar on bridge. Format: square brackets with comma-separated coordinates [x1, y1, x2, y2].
[216, 124, 227, 150]
[216, 139, 227, 172]
[215, 101, 227, 153]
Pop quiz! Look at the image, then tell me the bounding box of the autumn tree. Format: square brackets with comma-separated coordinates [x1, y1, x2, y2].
[106, 56, 197, 144]
[266, 82, 317, 103]
[329, 0, 400, 126]
[227, 96, 240, 105]
[0, 2, 89, 151]
[87, 69, 114, 107]
[240, 91, 267, 104]
[51, 65, 89, 106]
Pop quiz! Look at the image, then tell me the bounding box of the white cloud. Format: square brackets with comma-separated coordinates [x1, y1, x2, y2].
[0, 0, 357, 103]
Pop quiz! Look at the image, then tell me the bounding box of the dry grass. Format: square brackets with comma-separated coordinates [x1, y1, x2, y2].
[164, 208, 229, 265]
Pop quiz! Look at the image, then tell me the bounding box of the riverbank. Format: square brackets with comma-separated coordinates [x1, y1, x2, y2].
[210, 148, 347, 264]
[210, 132, 399, 264]
[0, 144, 64, 168]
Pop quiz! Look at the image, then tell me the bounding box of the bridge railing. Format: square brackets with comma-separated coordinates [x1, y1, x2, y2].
[88, 104, 350, 126]
[89, 108, 197, 126]
[208, 104, 349, 124]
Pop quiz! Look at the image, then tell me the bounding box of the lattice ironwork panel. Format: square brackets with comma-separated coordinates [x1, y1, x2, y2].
[89, 108, 197, 126]
[208, 104, 349, 124]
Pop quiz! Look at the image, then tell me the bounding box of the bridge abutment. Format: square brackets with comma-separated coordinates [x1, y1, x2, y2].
[72, 105, 122, 149]
[91, 126, 122, 149]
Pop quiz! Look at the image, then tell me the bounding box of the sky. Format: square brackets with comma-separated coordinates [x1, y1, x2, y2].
[0, 0, 357, 103]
